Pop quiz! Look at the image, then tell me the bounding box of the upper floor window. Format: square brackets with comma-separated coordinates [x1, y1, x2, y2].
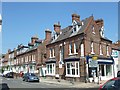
[50, 48, 55, 58]
[74, 42, 78, 54]
[92, 25, 95, 34]
[100, 44, 103, 55]
[81, 43, 84, 57]
[91, 42, 95, 54]
[60, 46, 63, 62]
[107, 45, 109, 56]
[69, 42, 74, 55]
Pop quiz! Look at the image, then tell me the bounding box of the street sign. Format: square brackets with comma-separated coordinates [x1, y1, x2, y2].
[89, 59, 98, 67]
[92, 56, 98, 60]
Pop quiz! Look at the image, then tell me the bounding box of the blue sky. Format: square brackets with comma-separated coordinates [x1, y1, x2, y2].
[2, 2, 118, 53]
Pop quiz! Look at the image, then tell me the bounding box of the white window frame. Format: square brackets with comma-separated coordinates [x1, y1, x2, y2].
[100, 44, 103, 55]
[91, 42, 95, 54]
[46, 63, 55, 76]
[50, 48, 52, 58]
[81, 43, 84, 57]
[107, 46, 109, 56]
[92, 25, 95, 34]
[66, 61, 80, 77]
[74, 43, 78, 54]
[69, 43, 73, 55]
[53, 48, 55, 57]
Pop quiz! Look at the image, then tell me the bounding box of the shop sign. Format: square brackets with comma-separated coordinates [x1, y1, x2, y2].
[89, 59, 98, 67]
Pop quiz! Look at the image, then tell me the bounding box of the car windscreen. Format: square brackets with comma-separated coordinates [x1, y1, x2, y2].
[29, 73, 36, 76]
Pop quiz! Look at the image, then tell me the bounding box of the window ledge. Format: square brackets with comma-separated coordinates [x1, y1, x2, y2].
[46, 74, 55, 76]
[73, 53, 78, 55]
[65, 75, 80, 77]
[91, 52, 95, 54]
[69, 53, 73, 56]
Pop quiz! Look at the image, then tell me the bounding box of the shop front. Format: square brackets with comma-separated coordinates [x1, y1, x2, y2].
[86, 56, 114, 82]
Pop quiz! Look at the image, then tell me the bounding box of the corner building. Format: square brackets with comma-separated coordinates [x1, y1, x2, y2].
[46, 14, 114, 82]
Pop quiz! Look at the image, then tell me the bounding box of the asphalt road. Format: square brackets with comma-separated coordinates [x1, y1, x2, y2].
[0, 77, 99, 90]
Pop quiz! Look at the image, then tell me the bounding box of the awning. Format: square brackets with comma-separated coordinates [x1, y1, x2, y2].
[45, 58, 56, 63]
[97, 59, 114, 64]
[64, 56, 80, 62]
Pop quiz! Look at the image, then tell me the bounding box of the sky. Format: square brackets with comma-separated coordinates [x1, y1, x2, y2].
[2, 2, 118, 54]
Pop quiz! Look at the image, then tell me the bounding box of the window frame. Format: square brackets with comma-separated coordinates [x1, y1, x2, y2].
[66, 61, 80, 77]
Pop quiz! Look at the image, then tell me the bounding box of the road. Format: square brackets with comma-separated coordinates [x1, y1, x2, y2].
[0, 77, 99, 90]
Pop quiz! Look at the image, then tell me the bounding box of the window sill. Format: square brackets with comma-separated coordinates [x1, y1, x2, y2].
[46, 74, 55, 76]
[69, 53, 73, 56]
[91, 52, 95, 55]
[73, 53, 78, 55]
[65, 75, 80, 77]
[49, 57, 55, 59]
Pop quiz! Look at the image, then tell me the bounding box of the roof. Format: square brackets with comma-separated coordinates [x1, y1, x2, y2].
[49, 16, 92, 44]
[101, 37, 112, 42]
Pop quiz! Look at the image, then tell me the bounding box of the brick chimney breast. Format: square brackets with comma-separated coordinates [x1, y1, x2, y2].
[54, 22, 61, 34]
[45, 29, 52, 40]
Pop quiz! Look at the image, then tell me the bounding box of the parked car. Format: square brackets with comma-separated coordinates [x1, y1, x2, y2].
[2, 71, 11, 77]
[117, 71, 120, 77]
[5, 72, 14, 78]
[22, 73, 39, 82]
[98, 77, 120, 90]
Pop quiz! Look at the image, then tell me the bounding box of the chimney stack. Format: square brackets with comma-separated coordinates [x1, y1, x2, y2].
[54, 22, 61, 34]
[72, 13, 80, 22]
[8, 49, 11, 53]
[31, 36, 38, 44]
[95, 19, 104, 28]
[45, 29, 52, 40]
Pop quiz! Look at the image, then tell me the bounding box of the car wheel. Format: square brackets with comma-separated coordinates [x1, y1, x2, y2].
[25, 79, 27, 82]
[28, 79, 30, 82]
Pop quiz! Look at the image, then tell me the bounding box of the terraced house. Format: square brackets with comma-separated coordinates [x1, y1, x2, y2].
[4, 30, 52, 76]
[46, 14, 114, 82]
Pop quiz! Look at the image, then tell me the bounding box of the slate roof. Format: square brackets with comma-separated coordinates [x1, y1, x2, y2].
[49, 16, 93, 44]
[101, 37, 112, 42]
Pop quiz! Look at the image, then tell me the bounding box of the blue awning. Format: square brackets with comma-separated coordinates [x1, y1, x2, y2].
[97, 59, 114, 64]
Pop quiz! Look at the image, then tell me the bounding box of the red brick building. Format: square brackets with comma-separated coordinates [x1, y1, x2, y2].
[46, 14, 114, 82]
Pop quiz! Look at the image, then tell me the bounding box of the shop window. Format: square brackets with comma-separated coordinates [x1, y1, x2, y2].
[106, 65, 112, 76]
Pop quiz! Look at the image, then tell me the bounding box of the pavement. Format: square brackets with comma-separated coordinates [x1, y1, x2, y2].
[39, 77, 105, 88]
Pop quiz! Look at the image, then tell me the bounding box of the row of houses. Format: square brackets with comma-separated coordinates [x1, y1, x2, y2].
[1, 13, 120, 82]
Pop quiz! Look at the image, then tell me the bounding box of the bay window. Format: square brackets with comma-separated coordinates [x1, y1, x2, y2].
[46, 63, 55, 75]
[66, 62, 79, 77]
